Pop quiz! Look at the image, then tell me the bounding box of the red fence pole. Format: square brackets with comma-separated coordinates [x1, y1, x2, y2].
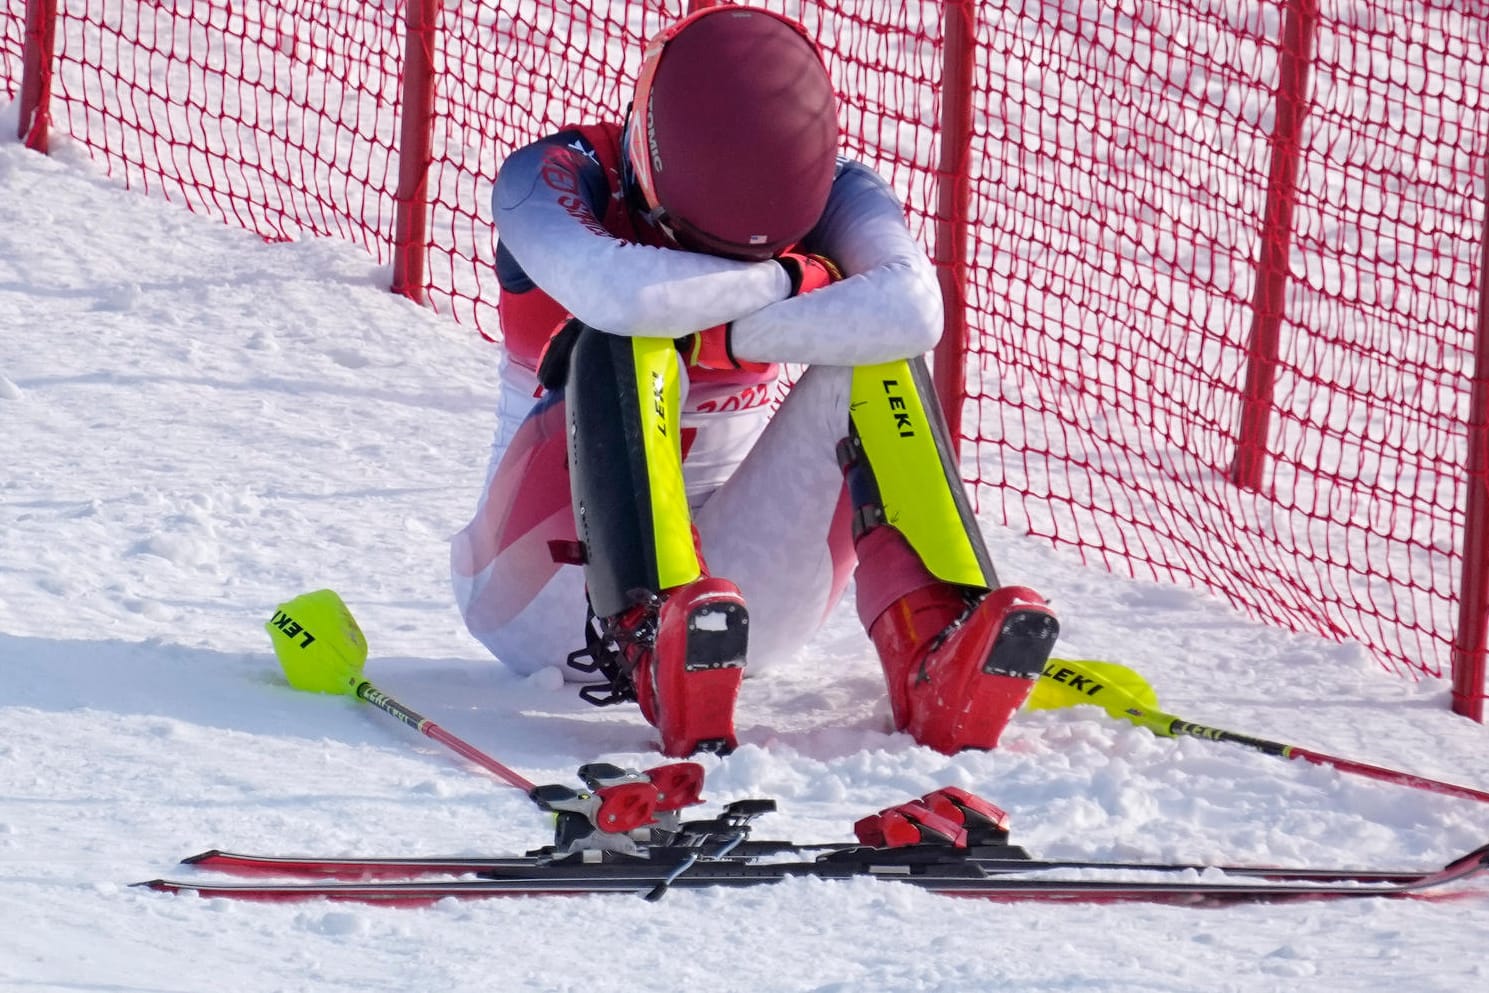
[931, 0, 977, 451]
[1229, 0, 1318, 491]
[17, 0, 58, 151]
[1450, 179, 1489, 723]
[391, 0, 440, 305]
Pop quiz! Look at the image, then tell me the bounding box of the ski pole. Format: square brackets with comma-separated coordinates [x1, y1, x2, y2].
[265, 589, 536, 791]
[263, 589, 700, 836]
[351, 679, 536, 791]
[1029, 657, 1489, 804]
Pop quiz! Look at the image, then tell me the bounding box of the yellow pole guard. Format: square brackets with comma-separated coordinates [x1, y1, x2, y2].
[849, 360, 988, 588]
[629, 338, 700, 590]
[267, 588, 369, 695]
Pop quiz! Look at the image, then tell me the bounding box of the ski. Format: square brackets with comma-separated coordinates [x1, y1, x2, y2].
[138, 788, 1489, 907]
[176, 843, 1437, 886]
[137, 840, 1489, 906]
[174, 788, 1433, 886]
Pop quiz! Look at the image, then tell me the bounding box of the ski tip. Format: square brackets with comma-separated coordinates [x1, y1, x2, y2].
[1443, 840, 1489, 874]
[180, 850, 225, 865]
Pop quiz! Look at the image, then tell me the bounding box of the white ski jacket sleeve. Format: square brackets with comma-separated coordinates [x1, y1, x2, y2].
[493, 146, 943, 367]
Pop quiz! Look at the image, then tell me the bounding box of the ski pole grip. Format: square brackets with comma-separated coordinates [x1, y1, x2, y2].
[356, 681, 428, 731]
[1169, 719, 1290, 756]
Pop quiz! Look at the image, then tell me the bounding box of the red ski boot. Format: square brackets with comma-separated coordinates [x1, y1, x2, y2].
[605, 576, 749, 757]
[869, 584, 1059, 754]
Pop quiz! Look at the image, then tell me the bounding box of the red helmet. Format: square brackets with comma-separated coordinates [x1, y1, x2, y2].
[624, 6, 840, 261]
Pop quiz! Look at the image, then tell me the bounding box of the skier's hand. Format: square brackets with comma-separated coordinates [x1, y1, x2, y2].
[677, 324, 771, 373]
[776, 252, 843, 297]
[537, 317, 587, 390]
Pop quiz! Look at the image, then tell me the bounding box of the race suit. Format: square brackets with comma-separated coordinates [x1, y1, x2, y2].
[451, 122, 944, 676]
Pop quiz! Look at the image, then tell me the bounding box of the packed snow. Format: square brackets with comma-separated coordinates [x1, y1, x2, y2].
[2, 118, 1489, 992]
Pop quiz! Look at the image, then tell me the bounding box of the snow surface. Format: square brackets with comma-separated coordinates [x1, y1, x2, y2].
[3, 121, 1489, 993]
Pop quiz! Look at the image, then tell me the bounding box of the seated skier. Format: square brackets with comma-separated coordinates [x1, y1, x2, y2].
[451, 5, 1060, 757]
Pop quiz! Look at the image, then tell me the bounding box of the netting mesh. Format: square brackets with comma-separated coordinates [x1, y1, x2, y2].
[431, 0, 668, 330]
[3, 0, 1486, 699]
[967, 0, 1488, 686]
[33, 2, 405, 251]
[2, 1, 21, 102]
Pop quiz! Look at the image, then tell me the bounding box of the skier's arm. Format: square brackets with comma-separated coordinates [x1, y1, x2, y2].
[493, 134, 792, 337]
[726, 161, 945, 367]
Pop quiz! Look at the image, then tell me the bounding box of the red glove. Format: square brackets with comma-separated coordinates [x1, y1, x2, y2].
[536, 317, 586, 390]
[677, 324, 771, 373]
[777, 252, 843, 297]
